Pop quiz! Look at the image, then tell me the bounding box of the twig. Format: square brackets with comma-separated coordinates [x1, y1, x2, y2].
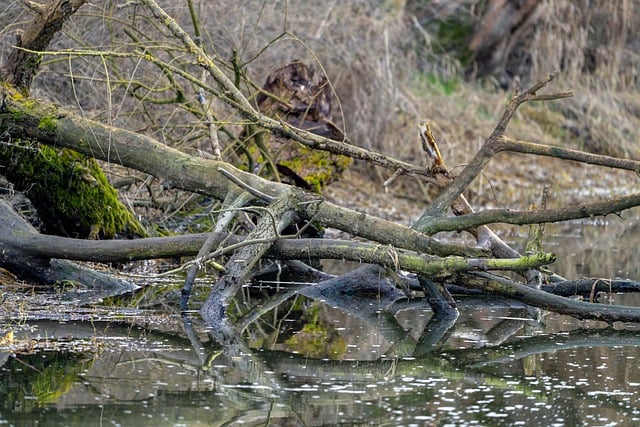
[218, 167, 275, 202]
[202, 194, 298, 319]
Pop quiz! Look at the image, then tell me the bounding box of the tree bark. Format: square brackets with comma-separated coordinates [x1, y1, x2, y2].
[1, 0, 86, 91]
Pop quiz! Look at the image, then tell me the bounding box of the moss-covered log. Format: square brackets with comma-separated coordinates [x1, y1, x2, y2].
[0, 137, 145, 238]
[0, 0, 144, 239]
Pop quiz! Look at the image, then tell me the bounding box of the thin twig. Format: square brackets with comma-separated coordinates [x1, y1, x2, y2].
[218, 168, 275, 202]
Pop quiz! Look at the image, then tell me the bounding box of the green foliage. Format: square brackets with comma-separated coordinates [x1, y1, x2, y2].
[436, 16, 474, 57]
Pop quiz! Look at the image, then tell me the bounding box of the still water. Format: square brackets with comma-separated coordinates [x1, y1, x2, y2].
[1, 212, 639, 426]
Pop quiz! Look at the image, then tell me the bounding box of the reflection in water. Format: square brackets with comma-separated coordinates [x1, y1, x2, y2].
[1, 213, 640, 425]
[2, 299, 640, 426]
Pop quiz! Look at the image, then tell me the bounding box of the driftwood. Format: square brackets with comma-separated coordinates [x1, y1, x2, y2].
[1, 0, 640, 331]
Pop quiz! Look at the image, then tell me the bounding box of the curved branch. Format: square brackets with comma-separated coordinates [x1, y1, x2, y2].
[0, 197, 549, 287]
[419, 192, 640, 234]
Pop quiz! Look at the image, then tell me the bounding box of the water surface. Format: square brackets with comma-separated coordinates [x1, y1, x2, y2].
[1, 211, 639, 426]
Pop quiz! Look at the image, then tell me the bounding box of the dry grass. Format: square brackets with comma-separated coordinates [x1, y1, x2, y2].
[528, 0, 640, 159]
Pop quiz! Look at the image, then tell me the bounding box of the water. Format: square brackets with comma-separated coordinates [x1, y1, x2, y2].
[1, 212, 640, 426]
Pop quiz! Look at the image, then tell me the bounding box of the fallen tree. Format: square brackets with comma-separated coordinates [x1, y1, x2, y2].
[1, 0, 640, 327]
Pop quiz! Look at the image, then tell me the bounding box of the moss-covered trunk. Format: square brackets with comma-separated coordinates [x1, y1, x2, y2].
[0, 0, 144, 239]
[0, 137, 145, 239]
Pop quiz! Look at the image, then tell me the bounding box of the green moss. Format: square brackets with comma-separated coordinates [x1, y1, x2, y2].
[250, 140, 351, 193]
[38, 115, 57, 133]
[0, 139, 146, 238]
[416, 12, 475, 66]
[278, 146, 350, 192]
[436, 17, 475, 57]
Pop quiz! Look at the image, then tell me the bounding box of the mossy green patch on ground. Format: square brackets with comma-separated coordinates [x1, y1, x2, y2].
[244, 133, 352, 193]
[37, 115, 58, 134]
[277, 143, 352, 193]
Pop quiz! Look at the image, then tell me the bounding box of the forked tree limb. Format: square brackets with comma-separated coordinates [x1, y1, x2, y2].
[201, 193, 298, 323]
[417, 72, 574, 221]
[0, 0, 86, 91]
[414, 75, 640, 234]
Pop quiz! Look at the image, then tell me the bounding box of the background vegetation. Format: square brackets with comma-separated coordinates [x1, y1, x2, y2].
[1, 0, 638, 224]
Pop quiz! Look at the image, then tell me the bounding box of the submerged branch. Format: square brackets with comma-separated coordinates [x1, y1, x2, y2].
[471, 272, 640, 323]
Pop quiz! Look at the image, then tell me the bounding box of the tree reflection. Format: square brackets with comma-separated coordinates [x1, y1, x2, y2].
[2, 286, 640, 425]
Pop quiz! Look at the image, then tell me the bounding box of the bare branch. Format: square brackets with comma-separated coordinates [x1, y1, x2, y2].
[1, 0, 86, 90]
[499, 136, 640, 173]
[419, 192, 640, 234]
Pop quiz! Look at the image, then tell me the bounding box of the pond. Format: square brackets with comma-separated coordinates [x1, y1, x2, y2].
[1, 209, 639, 426]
